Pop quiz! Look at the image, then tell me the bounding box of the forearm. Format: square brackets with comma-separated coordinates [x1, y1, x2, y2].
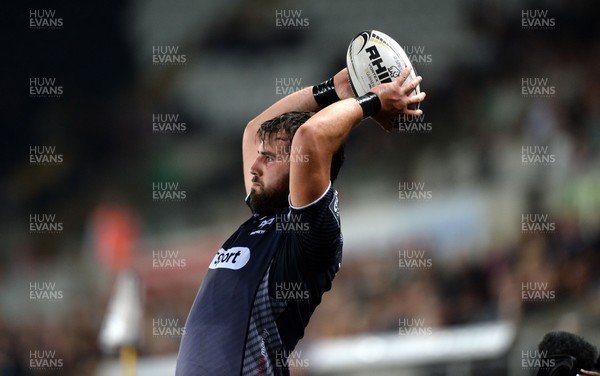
[288, 98, 363, 206]
[245, 68, 352, 136]
[289, 67, 425, 206]
[289, 69, 360, 155]
[246, 86, 319, 133]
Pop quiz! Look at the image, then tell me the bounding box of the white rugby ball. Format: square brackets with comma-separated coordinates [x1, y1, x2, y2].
[346, 30, 420, 129]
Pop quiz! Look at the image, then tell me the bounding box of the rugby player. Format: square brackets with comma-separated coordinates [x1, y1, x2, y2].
[176, 67, 425, 375]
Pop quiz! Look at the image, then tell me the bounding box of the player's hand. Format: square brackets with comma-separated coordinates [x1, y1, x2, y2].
[580, 370, 600, 376]
[369, 67, 426, 132]
[333, 68, 355, 100]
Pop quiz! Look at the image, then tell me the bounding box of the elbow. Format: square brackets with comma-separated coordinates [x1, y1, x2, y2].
[244, 119, 260, 142]
[292, 121, 328, 152]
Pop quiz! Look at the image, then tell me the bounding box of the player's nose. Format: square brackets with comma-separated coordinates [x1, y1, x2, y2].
[250, 157, 262, 176]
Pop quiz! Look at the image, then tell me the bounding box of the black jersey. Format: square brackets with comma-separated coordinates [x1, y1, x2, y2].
[176, 184, 342, 375]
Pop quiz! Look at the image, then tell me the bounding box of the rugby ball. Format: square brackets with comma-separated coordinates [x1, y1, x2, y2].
[346, 30, 420, 129]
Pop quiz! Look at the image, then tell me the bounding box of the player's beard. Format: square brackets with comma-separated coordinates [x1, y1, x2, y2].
[248, 182, 289, 215]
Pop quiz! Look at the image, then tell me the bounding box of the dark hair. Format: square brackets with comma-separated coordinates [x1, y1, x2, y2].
[537, 331, 599, 373]
[257, 111, 345, 182]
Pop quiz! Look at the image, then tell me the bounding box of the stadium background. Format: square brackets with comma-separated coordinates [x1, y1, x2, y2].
[2, 0, 600, 374]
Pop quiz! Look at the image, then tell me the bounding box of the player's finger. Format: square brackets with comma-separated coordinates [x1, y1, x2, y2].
[395, 66, 412, 86]
[410, 91, 426, 103]
[412, 76, 422, 88]
[403, 108, 423, 117]
[402, 76, 422, 94]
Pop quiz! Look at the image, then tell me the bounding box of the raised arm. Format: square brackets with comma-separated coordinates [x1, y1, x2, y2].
[242, 70, 354, 195]
[289, 67, 426, 207]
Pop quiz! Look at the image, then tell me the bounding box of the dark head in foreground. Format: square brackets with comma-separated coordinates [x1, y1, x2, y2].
[537, 330, 599, 376]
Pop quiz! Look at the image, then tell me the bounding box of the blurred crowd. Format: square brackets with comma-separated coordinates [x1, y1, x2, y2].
[306, 222, 600, 340]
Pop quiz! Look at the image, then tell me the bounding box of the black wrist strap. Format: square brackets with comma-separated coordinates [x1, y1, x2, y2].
[312, 77, 340, 109]
[356, 92, 381, 119]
